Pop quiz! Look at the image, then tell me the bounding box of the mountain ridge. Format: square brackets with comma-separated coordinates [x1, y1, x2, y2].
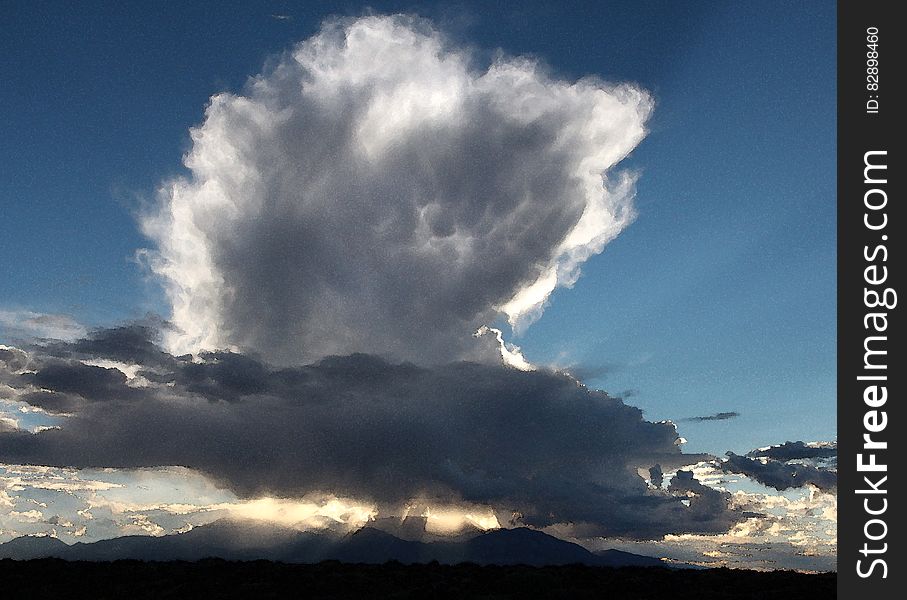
[0, 520, 675, 568]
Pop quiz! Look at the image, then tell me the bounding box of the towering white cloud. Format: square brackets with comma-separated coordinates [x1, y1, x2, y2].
[141, 15, 652, 365]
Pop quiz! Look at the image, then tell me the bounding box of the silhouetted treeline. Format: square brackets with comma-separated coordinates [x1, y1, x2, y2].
[1, 558, 835, 599]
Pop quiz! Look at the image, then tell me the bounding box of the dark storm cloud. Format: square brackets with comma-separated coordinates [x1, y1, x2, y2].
[0, 347, 29, 372]
[141, 15, 652, 366]
[5, 351, 146, 413]
[648, 464, 664, 488]
[16, 391, 84, 415]
[26, 362, 129, 401]
[667, 470, 741, 525]
[0, 328, 744, 539]
[722, 452, 837, 492]
[41, 323, 177, 368]
[746, 441, 837, 462]
[681, 411, 740, 422]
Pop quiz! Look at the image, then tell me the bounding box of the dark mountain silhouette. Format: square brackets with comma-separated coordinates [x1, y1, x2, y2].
[331, 526, 614, 566]
[0, 534, 68, 560]
[0, 559, 837, 600]
[332, 527, 429, 564]
[0, 520, 673, 567]
[460, 527, 597, 566]
[54, 520, 333, 562]
[595, 548, 668, 568]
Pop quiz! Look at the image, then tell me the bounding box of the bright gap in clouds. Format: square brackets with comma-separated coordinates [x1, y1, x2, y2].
[0, 463, 502, 542]
[141, 14, 651, 366]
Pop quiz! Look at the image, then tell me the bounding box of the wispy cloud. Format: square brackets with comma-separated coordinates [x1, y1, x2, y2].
[681, 411, 740, 422]
[0, 310, 86, 342]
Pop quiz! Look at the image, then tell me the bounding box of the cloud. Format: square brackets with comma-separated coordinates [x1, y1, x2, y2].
[474, 326, 533, 371]
[0, 416, 18, 433]
[560, 363, 618, 382]
[42, 323, 174, 368]
[26, 363, 129, 402]
[9, 509, 43, 523]
[0, 346, 29, 373]
[681, 412, 740, 422]
[140, 14, 652, 366]
[746, 441, 836, 463]
[0, 15, 758, 546]
[601, 459, 838, 572]
[0, 311, 86, 342]
[722, 450, 836, 492]
[0, 328, 745, 540]
[0, 462, 380, 543]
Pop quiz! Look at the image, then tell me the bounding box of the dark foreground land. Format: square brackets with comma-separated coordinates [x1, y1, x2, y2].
[1, 558, 834, 599]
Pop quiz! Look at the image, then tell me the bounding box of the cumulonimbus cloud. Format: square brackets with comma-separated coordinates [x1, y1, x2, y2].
[0, 16, 714, 542]
[0, 327, 744, 539]
[140, 15, 652, 366]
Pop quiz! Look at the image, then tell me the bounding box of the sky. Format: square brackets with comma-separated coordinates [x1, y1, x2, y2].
[0, 1, 836, 570]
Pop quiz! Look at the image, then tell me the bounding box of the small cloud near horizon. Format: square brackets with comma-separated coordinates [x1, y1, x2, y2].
[681, 412, 740, 423]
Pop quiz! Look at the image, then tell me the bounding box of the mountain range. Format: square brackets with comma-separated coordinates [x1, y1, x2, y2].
[0, 520, 671, 568]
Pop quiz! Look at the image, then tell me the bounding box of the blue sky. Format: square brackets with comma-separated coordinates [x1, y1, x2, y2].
[1, 1, 836, 456]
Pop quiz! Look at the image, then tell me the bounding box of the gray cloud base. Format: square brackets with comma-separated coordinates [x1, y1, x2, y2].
[1, 326, 742, 539]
